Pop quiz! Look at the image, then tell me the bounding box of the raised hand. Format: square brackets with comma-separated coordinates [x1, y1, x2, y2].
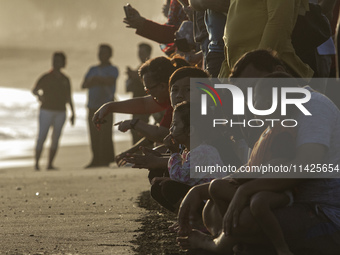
[123, 5, 145, 30]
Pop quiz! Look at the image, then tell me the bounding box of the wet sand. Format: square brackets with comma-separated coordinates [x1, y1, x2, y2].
[0, 144, 151, 254]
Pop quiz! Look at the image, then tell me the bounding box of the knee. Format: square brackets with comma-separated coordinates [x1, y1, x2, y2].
[160, 179, 173, 193]
[159, 180, 175, 200]
[209, 179, 229, 200]
[249, 191, 271, 217]
[36, 136, 47, 150]
[50, 140, 60, 150]
[150, 182, 162, 200]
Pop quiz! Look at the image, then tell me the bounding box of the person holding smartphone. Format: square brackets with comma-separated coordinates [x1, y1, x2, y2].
[123, 1, 188, 45]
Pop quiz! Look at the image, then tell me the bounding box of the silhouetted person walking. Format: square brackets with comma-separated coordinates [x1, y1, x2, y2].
[81, 44, 119, 168]
[32, 52, 75, 170]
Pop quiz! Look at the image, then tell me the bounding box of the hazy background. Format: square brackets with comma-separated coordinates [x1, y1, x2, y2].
[0, 0, 167, 92]
[0, 0, 168, 168]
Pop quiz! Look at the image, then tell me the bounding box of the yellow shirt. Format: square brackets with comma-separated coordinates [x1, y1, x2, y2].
[219, 0, 313, 78]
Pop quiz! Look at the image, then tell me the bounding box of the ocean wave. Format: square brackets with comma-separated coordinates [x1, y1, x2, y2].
[0, 127, 33, 140]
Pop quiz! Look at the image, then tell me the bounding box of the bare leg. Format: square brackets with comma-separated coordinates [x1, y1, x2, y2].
[35, 149, 42, 171]
[202, 199, 223, 237]
[202, 179, 238, 236]
[178, 207, 269, 254]
[48, 112, 65, 170]
[209, 179, 237, 215]
[177, 179, 240, 253]
[250, 191, 293, 255]
[47, 148, 58, 170]
[35, 109, 52, 170]
[177, 229, 236, 254]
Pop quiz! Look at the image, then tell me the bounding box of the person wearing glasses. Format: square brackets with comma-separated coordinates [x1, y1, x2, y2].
[92, 56, 188, 165]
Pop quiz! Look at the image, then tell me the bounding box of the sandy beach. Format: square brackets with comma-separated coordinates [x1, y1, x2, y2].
[0, 143, 153, 254]
[0, 1, 189, 253]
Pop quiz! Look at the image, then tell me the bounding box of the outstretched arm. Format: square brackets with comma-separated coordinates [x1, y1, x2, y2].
[92, 95, 165, 129]
[123, 5, 178, 44]
[115, 138, 154, 166]
[117, 119, 170, 143]
[124, 146, 170, 170]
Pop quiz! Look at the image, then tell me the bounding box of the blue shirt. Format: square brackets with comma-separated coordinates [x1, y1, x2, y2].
[85, 65, 119, 109]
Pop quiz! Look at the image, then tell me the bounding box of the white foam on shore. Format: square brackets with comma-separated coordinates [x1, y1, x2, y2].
[0, 159, 35, 169]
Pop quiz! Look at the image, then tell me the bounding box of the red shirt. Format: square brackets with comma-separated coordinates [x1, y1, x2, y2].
[154, 98, 173, 128]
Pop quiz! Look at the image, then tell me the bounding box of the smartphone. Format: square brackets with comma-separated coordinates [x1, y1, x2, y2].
[124, 3, 131, 18]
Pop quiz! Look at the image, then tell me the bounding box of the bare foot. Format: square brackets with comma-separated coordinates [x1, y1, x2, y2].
[47, 165, 58, 170]
[170, 221, 205, 234]
[177, 230, 215, 252]
[177, 230, 235, 254]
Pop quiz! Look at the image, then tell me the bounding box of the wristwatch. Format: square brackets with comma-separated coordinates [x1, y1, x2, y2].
[130, 118, 139, 129]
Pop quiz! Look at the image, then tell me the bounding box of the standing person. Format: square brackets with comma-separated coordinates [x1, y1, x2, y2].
[81, 44, 119, 168]
[126, 43, 153, 144]
[32, 52, 75, 171]
[218, 0, 314, 79]
[189, 0, 229, 77]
